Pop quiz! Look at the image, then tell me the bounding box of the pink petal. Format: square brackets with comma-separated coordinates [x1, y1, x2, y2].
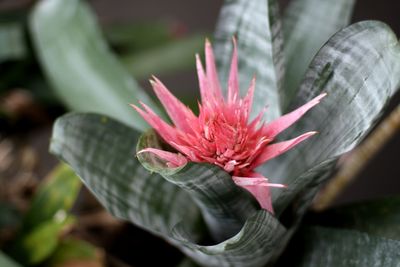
[243, 76, 256, 119]
[137, 148, 187, 167]
[263, 93, 326, 138]
[205, 39, 224, 102]
[130, 102, 178, 144]
[227, 37, 239, 103]
[252, 131, 317, 168]
[232, 175, 274, 213]
[150, 77, 196, 133]
[196, 54, 210, 103]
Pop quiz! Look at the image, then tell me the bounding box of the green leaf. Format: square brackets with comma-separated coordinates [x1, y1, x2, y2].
[46, 238, 102, 267]
[50, 113, 202, 241]
[23, 163, 81, 232]
[0, 251, 22, 267]
[137, 130, 258, 242]
[307, 196, 400, 240]
[214, 0, 284, 121]
[0, 22, 26, 63]
[279, 226, 400, 267]
[282, 0, 356, 109]
[121, 34, 205, 80]
[172, 210, 286, 267]
[29, 0, 161, 131]
[10, 216, 75, 266]
[51, 113, 289, 267]
[259, 21, 400, 215]
[104, 22, 176, 52]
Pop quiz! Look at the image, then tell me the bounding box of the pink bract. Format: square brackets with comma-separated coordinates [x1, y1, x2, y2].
[131, 39, 325, 213]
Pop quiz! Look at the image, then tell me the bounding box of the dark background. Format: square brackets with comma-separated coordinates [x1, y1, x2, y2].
[89, 0, 400, 206]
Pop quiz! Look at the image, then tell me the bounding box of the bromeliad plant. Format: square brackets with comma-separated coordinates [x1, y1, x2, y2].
[30, 0, 400, 266]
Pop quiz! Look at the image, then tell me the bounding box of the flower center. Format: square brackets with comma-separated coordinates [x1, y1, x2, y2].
[199, 115, 251, 173]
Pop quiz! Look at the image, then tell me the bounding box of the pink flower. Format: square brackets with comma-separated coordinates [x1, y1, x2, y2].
[131, 39, 325, 213]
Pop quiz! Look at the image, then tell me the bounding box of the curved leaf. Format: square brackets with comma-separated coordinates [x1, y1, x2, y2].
[172, 210, 286, 267]
[29, 0, 160, 131]
[279, 226, 400, 267]
[50, 113, 201, 241]
[214, 0, 284, 120]
[308, 196, 400, 240]
[137, 130, 258, 242]
[282, 0, 356, 109]
[260, 21, 400, 214]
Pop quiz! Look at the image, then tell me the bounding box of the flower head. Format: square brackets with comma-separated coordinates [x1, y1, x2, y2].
[131, 39, 325, 213]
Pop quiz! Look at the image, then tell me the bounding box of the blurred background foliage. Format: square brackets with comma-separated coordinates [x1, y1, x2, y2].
[0, 0, 399, 266]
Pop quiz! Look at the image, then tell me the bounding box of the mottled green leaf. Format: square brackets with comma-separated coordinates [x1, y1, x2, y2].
[50, 113, 201, 242]
[214, 0, 284, 121]
[279, 226, 400, 267]
[10, 216, 75, 266]
[307, 196, 400, 240]
[0, 251, 22, 267]
[137, 130, 258, 242]
[282, 0, 355, 108]
[46, 238, 101, 267]
[259, 21, 400, 215]
[51, 113, 289, 267]
[29, 0, 160, 131]
[23, 163, 81, 232]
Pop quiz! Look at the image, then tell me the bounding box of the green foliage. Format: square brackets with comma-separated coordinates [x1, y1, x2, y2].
[46, 238, 100, 267]
[279, 196, 400, 266]
[214, 0, 284, 121]
[30, 0, 161, 131]
[50, 113, 202, 242]
[11, 216, 75, 266]
[282, 0, 356, 108]
[282, 226, 400, 267]
[23, 163, 81, 232]
[45, 0, 400, 266]
[4, 164, 82, 266]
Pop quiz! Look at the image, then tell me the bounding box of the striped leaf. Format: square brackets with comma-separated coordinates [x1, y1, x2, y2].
[51, 113, 289, 267]
[50, 113, 202, 242]
[307, 196, 400, 240]
[214, 0, 284, 121]
[282, 0, 356, 109]
[172, 210, 286, 267]
[137, 130, 258, 242]
[279, 226, 400, 267]
[29, 0, 160, 131]
[258, 21, 400, 215]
